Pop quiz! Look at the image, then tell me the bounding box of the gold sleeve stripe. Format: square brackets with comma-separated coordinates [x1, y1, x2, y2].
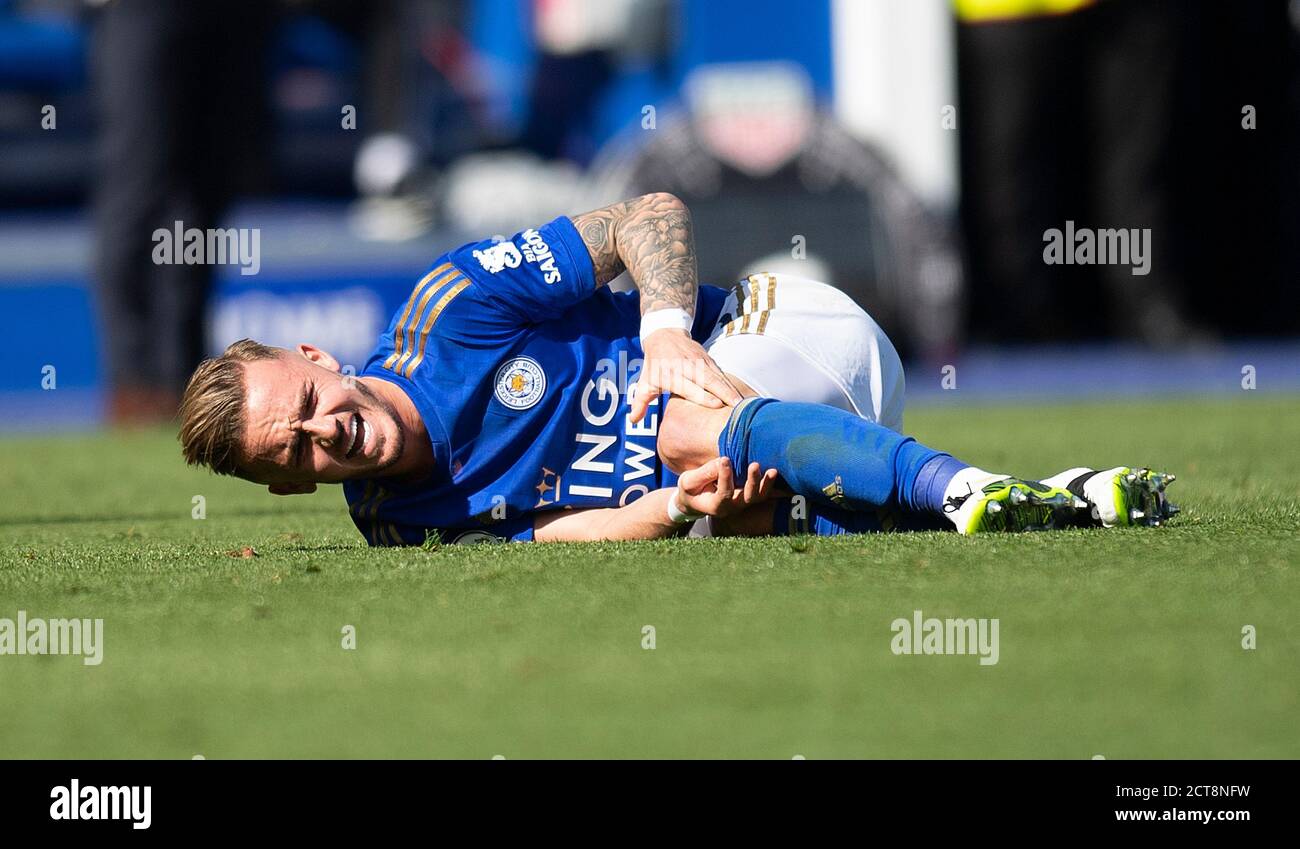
[724, 274, 779, 337]
[383, 264, 454, 370]
[352, 485, 397, 545]
[741, 277, 760, 333]
[390, 280, 447, 373]
[350, 481, 375, 517]
[383, 266, 441, 370]
[392, 274, 465, 376]
[756, 274, 777, 335]
[369, 488, 390, 521]
[388, 523, 403, 545]
[401, 278, 473, 378]
[387, 269, 460, 373]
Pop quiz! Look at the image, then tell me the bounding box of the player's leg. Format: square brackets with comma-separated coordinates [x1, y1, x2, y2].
[678, 274, 1077, 533]
[674, 405, 1180, 535]
[659, 397, 1088, 534]
[664, 272, 1175, 534]
[724, 397, 1093, 533]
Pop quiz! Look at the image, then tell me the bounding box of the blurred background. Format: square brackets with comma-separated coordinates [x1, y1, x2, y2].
[1, 0, 1297, 430]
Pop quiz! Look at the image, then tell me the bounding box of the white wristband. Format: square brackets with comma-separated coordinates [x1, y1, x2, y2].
[665, 487, 703, 524]
[640, 308, 693, 340]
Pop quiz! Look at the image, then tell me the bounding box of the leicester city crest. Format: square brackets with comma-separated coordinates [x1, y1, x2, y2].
[494, 356, 546, 410]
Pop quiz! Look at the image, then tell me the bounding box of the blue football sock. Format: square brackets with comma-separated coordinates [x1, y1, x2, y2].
[911, 454, 970, 516]
[718, 398, 968, 518]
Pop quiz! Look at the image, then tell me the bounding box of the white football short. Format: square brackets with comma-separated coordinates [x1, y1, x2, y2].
[700, 272, 906, 431]
[686, 273, 905, 539]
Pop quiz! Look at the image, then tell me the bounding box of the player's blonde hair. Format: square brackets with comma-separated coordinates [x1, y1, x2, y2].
[178, 339, 281, 477]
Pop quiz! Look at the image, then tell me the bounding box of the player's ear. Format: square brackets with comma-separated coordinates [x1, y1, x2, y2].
[268, 482, 317, 496]
[295, 344, 339, 372]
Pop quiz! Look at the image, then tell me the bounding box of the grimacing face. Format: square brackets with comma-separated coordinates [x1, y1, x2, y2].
[239, 345, 406, 491]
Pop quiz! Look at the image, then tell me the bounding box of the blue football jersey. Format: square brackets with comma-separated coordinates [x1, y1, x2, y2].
[343, 216, 729, 545]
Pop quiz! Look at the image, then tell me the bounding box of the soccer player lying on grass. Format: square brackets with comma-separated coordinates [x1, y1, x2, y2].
[178, 192, 1178, 544]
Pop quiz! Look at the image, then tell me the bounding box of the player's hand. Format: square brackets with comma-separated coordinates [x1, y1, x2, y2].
[634, 329, 744, 423]
[676, 457, 780, 518]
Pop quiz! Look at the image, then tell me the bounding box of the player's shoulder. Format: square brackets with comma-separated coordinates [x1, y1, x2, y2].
[383, 215, 587, 332]
[360, 214, 594, 380]
[356, 258, 479, 380]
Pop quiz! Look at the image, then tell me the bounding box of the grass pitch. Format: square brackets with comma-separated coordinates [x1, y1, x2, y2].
[1, 395, 1297, 759]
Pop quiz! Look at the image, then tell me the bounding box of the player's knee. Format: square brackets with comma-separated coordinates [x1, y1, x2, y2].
[658, 397, 728, 475]
[657, 403, 692, 474]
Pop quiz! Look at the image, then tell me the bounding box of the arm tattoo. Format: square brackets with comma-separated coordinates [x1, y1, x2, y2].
[573, 203, 626, 287]
[571, 193, 699, 315]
